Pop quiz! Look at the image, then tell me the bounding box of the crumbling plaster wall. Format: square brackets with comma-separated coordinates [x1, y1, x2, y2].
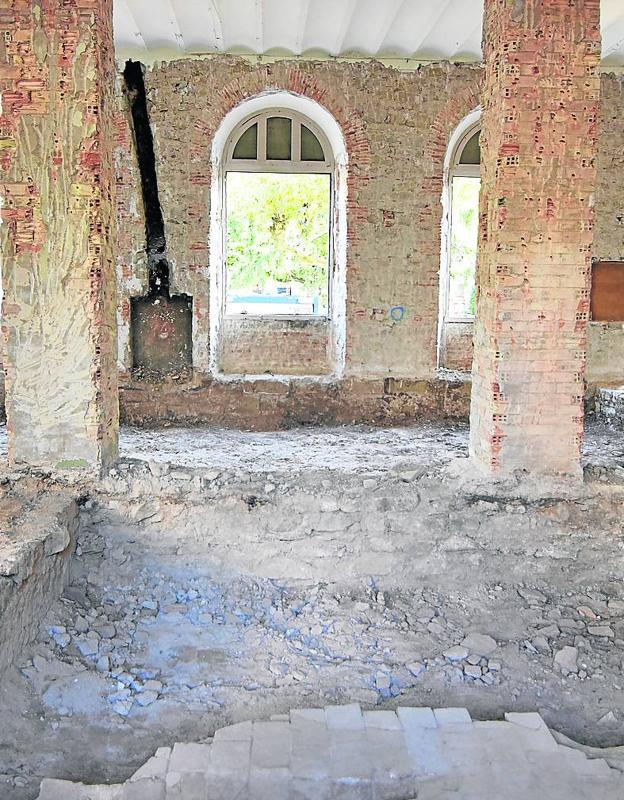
[0, 0, 119, 467]
[113, 77, 148, 376]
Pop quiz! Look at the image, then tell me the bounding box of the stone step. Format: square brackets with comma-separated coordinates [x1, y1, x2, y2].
[37, 705, 624, 800]
[38, 780, 123, 800]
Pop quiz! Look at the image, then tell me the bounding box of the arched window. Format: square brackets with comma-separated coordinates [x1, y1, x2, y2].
[223, 109, 335, 317]
[443, 120, 481, 321]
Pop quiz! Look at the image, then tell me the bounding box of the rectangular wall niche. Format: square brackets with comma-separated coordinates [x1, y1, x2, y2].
[591, 261, 624, 322]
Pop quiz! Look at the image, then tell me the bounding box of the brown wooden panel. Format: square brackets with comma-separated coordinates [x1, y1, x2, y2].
[591, 261, 624, 322]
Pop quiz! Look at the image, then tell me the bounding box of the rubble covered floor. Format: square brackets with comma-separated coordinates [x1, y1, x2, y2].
[0, 420, 622, 472]
[0, 422, 624, 798]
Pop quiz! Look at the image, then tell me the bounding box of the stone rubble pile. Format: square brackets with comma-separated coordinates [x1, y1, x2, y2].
[17, 507, 624, 729]
[23, 520, 510, 718]
[12, 510, 624, 736]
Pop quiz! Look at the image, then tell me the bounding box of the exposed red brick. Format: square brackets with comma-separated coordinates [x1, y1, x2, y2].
[469, 0, 602, 475]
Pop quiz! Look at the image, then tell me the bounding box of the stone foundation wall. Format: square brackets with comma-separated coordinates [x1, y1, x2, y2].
[96, 456, 624, 589]
[119, 374, 472, 428]
[0, 495, 78, 674]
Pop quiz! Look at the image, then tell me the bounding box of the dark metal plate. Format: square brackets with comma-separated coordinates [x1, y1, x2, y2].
[131, 294, 193, 375]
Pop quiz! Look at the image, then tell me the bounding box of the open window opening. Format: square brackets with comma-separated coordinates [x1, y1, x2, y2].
[210, 93, 348, 379]
[446, 125, 481, 321]
[224, 111, 334, 318]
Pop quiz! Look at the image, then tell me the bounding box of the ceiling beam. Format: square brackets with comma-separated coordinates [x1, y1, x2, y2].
[370, 0, 405, 55]
[207, 0, 224, 50]
[331, 0, 359, 57]
[295, 0, 311, 55]
[254, 0, 264, 54]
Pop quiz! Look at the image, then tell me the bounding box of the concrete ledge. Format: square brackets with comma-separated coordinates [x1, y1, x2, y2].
[0, 494, 78, 674]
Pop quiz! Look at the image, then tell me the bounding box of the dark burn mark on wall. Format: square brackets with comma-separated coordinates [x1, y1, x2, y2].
[123, 60, 193, 377]
[123, 59, 170, 296]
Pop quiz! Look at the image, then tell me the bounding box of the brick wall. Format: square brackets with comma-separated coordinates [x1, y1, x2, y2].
[114, 55, 623, 428]
[441, 72, 624, 387]
[219, 318, 332, 376]
[140, 58, 482, 380]
[0, 0, 118, 467]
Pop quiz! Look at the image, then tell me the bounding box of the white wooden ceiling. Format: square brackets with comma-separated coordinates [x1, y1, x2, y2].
[114, 0, 624, 67]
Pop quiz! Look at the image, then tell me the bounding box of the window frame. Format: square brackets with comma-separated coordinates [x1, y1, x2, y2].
[222, 109, 335, 321]
[443, 121, 481, 324]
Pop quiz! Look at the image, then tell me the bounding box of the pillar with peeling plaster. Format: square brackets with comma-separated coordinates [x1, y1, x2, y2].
[0, 0, 119, 470]
[470, 0, 602, 476]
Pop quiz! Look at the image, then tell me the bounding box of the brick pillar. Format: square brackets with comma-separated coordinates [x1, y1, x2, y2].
[0, 0, 118, 470]
[470, 0, 601, 476]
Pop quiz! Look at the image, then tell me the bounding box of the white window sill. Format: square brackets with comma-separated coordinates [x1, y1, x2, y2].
[224, 314, 331, 322]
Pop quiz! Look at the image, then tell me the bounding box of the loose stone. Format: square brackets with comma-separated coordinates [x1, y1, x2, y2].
[554, 646, 579, 675]
[461, 634, 498, 657]
[443, 646, 469, 662]
[588, 626, 615, 638]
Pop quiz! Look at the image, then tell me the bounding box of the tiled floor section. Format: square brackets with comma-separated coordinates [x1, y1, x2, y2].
[37, 705, 624, 799]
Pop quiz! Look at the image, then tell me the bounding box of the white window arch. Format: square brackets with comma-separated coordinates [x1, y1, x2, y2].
[439, 112, 481, 332]
[222, 108, 335, 319]
[225, 109, 334, 174]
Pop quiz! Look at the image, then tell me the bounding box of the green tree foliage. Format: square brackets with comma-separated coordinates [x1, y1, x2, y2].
[226, 172, 330, 301]
[449, 176, 480, 317]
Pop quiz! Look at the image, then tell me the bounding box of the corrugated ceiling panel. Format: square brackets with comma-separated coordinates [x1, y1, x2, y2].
[414, 0, 483, 60]
[262, 0, 308, 53]
[168, 0, 223, 54]
[339, 0, 404, 56]
[113, 0, 147, 54]
[125, 0, 183, 52]
[115, 0, 624, 66]
[217, 0, 261, 53]
[300, 0, 355, 56]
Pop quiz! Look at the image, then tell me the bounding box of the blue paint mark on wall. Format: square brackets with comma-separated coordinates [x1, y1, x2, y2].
[390, 306, 405, 322]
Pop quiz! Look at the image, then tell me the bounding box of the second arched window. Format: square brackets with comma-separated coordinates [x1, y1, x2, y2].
[447, 125, 481, 320]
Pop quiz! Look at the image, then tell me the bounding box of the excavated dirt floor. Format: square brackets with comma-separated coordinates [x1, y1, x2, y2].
[1, 422, 624, 798]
